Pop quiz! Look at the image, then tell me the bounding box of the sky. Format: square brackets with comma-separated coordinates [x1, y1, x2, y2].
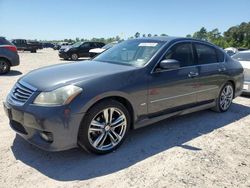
[0, 0, 250, 41]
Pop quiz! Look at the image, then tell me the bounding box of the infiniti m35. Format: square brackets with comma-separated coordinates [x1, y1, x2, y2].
[4, 37, 243, 154]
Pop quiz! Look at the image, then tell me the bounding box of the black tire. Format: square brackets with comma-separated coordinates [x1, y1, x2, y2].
[0, 58, 10, 74]
[71, 53, 78, 60]
[212, 82, 234, 112]
[31, 49, 37, 53]
[78, 99, 131, 154]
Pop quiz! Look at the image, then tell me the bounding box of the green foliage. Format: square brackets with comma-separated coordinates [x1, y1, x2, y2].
[190, 22, 250, 49]
[42, 22, 250, 49]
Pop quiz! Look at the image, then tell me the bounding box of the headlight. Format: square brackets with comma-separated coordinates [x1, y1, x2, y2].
[33, 85, 82, 106]
[64, 47, 70, 52]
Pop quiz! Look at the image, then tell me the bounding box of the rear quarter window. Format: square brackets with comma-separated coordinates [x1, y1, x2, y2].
[0, 38, 12, 45]
[216, 49, 225, 62]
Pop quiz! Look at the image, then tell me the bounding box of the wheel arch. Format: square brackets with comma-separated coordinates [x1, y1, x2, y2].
[0, 56, 11, 65]
[227, 80, 236, 98]
[81, 93, 137, 130]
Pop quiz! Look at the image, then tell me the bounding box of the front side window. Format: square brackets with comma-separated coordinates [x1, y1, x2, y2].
[163, 43, 194, 67]
[195, 43, 218, 64]
[81, 42, 90, 48]
[94, 40, 164, 67]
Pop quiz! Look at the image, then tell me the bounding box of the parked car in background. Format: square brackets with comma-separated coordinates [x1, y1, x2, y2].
[3, 37, 243, 154]
[89, 41, 119, 57]
[232, 50, 250, 94]
[0, 37, 20, 74]
[59, 41, 105, 60]
[42, 42, 55, 48]
[53, 42, 72, 50]
[224, 47, 238, 56]
[12, 39, 40, 53]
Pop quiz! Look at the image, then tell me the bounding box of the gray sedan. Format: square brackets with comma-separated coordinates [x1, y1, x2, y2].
[3, 37, 243, 154]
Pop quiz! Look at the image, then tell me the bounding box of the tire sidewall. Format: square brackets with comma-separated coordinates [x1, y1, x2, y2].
[217, 82, 234, 112]
[71, 53, 78, 60]
[78, 100, 131, 154]
[0, 59, 10, 74]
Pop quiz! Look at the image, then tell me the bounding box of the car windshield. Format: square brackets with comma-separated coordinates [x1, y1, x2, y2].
[71, 42, 82, 48]
[94, 40, 164, 67]
[232, 52, 250, 61]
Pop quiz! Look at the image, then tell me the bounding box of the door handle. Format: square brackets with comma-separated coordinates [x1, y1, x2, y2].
[188, 72, 199, 78]
[218, 67, 226, 72]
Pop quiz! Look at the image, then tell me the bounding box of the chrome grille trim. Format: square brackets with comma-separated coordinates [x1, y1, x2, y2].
[9, 81, 37, 105]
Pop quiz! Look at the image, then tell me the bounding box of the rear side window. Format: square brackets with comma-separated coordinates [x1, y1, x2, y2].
[216, 49, 225, 62]
[163, 42, 194, 67]
[195, 43, 217, 64]
[0, 38, 12, 45]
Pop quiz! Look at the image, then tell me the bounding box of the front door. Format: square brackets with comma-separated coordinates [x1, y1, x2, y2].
[79, 42, 91, 57]
[148, 42, 199, 116]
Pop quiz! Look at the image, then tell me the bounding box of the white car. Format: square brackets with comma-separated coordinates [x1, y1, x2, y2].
[89, 41, 119, 57]
[232, 50, 250, 94]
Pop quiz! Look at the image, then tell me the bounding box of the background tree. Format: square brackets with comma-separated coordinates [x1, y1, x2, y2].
[147, 33, 152, 37]
[135, 32, 140, 38]
[193, 27, 208, 40]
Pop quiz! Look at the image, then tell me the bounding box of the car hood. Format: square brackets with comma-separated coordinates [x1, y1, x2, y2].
[239, 61, 250, 69]
[21, 60, 137, 91]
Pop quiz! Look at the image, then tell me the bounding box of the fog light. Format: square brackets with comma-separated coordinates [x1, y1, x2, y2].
[40, 131, 53, 143]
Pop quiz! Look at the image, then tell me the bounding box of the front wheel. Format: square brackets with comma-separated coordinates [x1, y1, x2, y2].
[212, 82, 234, 112]
[71, 53, 78, 60]
[78, 100, 130, 154]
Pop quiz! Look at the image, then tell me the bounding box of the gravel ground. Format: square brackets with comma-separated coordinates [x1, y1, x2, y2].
[0, 49, 250, 188]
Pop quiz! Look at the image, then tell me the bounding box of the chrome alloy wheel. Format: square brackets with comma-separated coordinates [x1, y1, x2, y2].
[88, 107, 127, 151]
[220, 85, 234, 111]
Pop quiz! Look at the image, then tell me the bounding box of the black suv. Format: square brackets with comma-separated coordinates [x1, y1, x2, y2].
[59, 41, 105, 60]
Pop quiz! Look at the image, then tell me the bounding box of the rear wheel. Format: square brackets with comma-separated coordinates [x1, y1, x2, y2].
[78, 100, 130, 154]
[212, 82, 234, 112]
[71, 53, 78, 60]
[0, 59, 10, 74]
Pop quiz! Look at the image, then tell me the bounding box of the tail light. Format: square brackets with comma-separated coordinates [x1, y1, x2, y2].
[3, 45, 17, 52]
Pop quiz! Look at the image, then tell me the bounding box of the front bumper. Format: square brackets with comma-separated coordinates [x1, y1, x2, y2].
[59, 52, 69, 59]
[3, 101, 85, 151]
[242, 81, 250, 94]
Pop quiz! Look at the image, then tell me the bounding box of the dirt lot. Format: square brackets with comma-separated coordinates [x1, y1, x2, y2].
[0, 49, 249, 188]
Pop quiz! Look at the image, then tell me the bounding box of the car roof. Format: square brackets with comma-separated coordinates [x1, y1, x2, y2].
[132, 36, 216, 45]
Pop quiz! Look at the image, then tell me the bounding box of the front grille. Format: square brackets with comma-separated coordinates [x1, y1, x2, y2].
[10, 81, 36, 105]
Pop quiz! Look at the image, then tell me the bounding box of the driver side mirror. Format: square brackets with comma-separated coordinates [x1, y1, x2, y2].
[159, 59, 180, 70]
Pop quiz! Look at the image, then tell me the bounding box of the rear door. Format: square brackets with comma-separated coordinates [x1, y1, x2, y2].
[193, 42, 225, 103]
[148, 42, 199, 115]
